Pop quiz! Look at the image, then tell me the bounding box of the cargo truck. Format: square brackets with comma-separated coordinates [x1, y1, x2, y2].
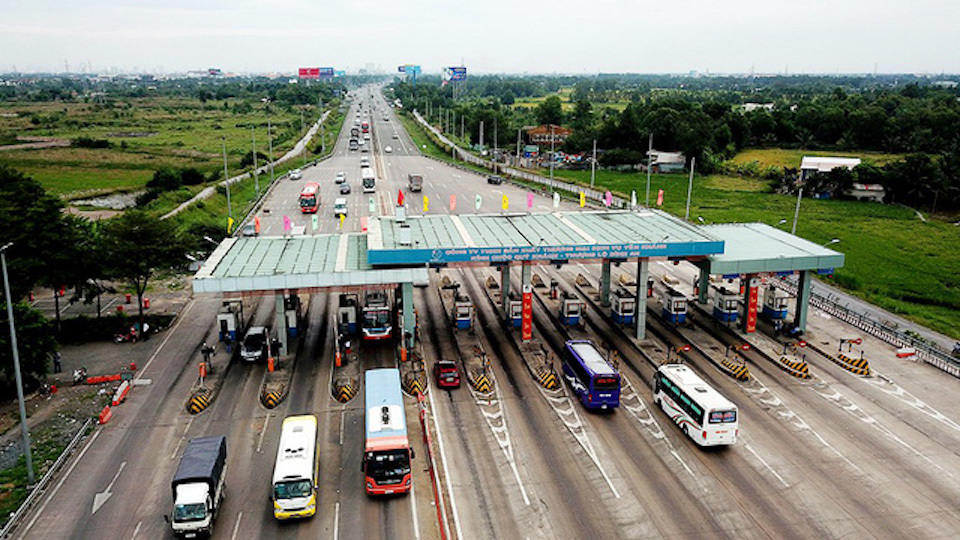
[167, 436, 228, 538]
[407, 173, 423, 192]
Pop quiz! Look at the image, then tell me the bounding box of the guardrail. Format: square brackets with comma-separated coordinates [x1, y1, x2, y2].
[412, 111, 628, 209]
[774, 278, 960, 378]
[1, 418, 94, 538]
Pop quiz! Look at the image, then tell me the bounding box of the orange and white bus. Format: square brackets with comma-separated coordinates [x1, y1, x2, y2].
[299, 182, 320, 214]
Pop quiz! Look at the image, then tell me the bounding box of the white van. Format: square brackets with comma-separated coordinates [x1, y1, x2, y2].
[334, 198, 348, 217]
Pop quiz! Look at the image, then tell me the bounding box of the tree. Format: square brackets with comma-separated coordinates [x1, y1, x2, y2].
[0, 303, 57, 398]
[40, 214, 93, 333]
[102, 211, 185, 322]
[536, 95, 563, 126]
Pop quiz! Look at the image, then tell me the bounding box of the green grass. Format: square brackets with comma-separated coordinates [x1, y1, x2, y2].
[0, 97, 310, 198]
[537, 167, 960, 340]
[728, 148, 904, 169]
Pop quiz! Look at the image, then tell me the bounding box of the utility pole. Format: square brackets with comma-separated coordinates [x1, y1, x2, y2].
[479, 120, 484, 149]
[300, 109, 306, 166]
[516, 128, 521, 166]
[792, 187, 803, 234]
[590, 139, 597, 188]
[251, 126, 259, 197]
[685, 157, 696, 221]
[645, 133, 653, 206]
[461, 115, 464, 140]
[268, 116, 275, 185]
[550, 124, 555, 181]
[222, 137, 232, 221]
[493, 116, 498, 165]
[1, 244, 34, 486]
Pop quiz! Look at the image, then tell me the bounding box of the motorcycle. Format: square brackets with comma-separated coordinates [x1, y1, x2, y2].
[73, 367, 87, 385]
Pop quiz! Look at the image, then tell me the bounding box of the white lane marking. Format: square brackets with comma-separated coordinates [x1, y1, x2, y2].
[866, 374, 960, 433]
[427, 387, 464, 539]
[131, 520, 142, 539]
[469, 372, 531, 505]
[743, 441, 790, 488]
[230, 511, 243, 540]
[170, 417, 195, 459]
[256, 414, 272, 453]
[537, 383, 621, 498]
[410, 474, 421, 540]
[135, 299, 196, 381]
[620, 376, 694, 477]
[333, 502, 340, 540]
[339, 406, 346, 446]
[19, 429, 102, 538]
[92, 461, 126, 514]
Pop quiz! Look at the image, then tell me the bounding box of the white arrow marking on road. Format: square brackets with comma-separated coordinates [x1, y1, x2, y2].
[92, 461, 126, 514]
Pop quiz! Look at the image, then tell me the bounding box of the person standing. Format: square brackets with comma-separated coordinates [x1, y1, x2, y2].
[53, 352, 62, 374]
[142, 321, 150, 341]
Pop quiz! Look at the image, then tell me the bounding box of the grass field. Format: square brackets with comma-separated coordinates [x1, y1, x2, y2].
[0, 97, 310, 198]
[397, 125, 960, 339]
[728, 148, 904, 169]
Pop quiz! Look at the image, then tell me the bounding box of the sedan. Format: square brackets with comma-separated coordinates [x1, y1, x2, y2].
[486, 175, 503, 185]
[433, 361, 461, 389]
[339, 183, 351, 195]
[384, 146, 393, 153]
[289, 169, 302, 180]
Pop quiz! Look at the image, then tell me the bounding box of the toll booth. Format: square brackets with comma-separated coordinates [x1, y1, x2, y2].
[660, 289, 687, 324]
[337, 294, 358, 335]
[560, 292, 582, 326]
[762, 285, 790, 321]
[647, 278, 654, 298]
[713, 287, 739, 323]
[216, 300, 243, 342]
[284, 295, 302, 337]
[508, 292, 523, 328]
[454, 295, 474, 329]
[611, 290, 636, 325]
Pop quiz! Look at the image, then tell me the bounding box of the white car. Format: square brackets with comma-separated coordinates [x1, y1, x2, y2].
[384, 146, 393, 153]
[335, 171, 346, 184]
[289, 169, 302, 180]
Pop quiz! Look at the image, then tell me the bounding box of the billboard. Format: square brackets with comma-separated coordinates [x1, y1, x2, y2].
[318, 67, 334, 79]
[298, 67, 320, 79]
[335, 70, 346, 78]
[444, 66, 467, 81]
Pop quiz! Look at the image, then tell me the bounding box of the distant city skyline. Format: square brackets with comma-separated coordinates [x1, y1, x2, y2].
[2, 0, 959, 75]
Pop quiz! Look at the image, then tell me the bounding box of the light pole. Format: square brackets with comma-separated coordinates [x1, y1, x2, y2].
[791, 187, 803, 235]
[268, 116, 275, 185]
[221, 137, 232, 222]
[822, 238, 841, 247]
[590, 139, 597, 188]
[251, 126, 259, 198]
[645, 133, 653, 206]
[549, 124, 555, 182]
[1, 243, 35, 486]
[300, 109, 306, 166]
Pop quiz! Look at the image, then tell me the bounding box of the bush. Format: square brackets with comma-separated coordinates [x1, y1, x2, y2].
[72, 136, 111, 149]
[57, 313, 177, 345]
[599, 148, 645, 167]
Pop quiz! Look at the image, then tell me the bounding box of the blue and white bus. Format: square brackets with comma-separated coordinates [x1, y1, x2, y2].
[363, 369, 413, 495]
[654, 364, 738, 446]
[561, 340, 621, 410]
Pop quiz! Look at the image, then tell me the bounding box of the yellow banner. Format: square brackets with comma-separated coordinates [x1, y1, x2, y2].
[501, 194, 509, 210]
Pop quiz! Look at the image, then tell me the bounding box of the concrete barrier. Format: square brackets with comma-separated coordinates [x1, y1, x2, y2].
[187, 388, 213, 414]
[111, 380, 130, 406]
[778, 356, 811, 379]
[98, 405, 113, 424]
[535, 368, 560, 390]
[469, 373, 493, 394]
[720, 358, 751, 381]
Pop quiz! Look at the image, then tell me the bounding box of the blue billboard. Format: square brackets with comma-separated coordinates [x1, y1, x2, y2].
[319, 67, 334, 79]
[445, 66, 467, 81]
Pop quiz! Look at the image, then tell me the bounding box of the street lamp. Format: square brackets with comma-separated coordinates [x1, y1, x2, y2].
[0, 243, 35, 485]
[822, 238, 841, 247]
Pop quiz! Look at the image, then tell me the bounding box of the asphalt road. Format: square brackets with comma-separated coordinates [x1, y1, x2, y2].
[17, 85, 960, 539]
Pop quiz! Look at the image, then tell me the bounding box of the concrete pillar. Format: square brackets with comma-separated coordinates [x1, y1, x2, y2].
[401, 282, 416, 349]
[696, 262, 710, 305]
[634, 258, 649, 340]
[274, 293, 287, 356]
[500, 264, 511, 321]
[795, 270, 812, 333]
[600, 259, 612, 307]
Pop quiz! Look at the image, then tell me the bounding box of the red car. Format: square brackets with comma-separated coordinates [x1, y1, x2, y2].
[433, 361, 461, 389]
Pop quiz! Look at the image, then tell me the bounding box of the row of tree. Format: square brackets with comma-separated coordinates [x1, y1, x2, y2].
[391, 75, 960, 211]
[0, 165, 189, 399]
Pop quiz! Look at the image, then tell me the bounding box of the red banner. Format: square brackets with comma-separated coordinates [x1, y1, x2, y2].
[746, 279, 759, 333]
[298, 67, 320, 79]
[521, 286, 533, 341]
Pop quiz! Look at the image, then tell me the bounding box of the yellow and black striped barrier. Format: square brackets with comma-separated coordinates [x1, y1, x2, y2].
[335, 383, 357, 403]
[778, 356, 811, 379]
[187, 389, 213, 414]
[535, 369, 560, 390]
[720, 358, 750, 381]
[261, 388, 285, 409]
[405, 377, 427, 396]
[471, 373, 493, 394]
[836, 353, 871, 376]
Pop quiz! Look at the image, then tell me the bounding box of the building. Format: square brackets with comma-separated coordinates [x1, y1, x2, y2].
[742, 102, 774, 112]
[799, 156, 861, 182]
[526, 124, 572, 146]
[647, 150, 686, 173]
[844, 183, 886, 203]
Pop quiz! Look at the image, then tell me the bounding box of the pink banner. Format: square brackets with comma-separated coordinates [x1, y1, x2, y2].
[283, 215, 292, 232]
[604, 191, 612, 207]
[527, 192, 534, 210]
[449, 194, 456, 212]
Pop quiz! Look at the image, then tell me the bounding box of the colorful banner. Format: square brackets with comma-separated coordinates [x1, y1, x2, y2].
[398, 189, 405, 207]
[657, 189, 664, 206]
[553, 192, 561, 209]
[501, 194, 509, 211]
[254, 215, 261, 233]
[631, 190, 637, 208]
[579, 192, 586, 208]
[423, 195, 429, 212]
[368, 197, 376, 214]
[298, 67, 320, 79]
[227, 216, 234, 233]
[283, 214, 292, 233]
[527, 192, 534, 210]
[746, 278, 759, 333]
[311, 214, 318, 231]
[604, 191, 612, 207]
[475, 194, 482, 210]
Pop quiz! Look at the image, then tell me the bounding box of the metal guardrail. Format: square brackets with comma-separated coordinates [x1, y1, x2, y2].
[1, 418, 94, 538]
[413, 111, 629, 210]
[774, 278, 960, 378]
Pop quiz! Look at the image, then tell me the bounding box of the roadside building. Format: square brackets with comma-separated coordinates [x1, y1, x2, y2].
[526, 124, 572, 146]
[799, 156, 861, 182]
[844, 182, 886, 203]
[647, 150, 686, 173]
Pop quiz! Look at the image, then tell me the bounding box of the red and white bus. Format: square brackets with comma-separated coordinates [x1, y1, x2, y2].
[363, 369, 413, 495]
[299, 182, 320, 214]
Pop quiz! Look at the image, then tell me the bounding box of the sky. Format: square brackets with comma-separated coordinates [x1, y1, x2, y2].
[2, 0, 959, 75]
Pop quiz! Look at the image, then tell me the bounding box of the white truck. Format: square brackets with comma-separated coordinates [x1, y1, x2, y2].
[167, 436, 227, 538]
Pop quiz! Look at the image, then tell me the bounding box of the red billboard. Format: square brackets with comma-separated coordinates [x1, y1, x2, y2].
[298, 67, 320, 79]
[521, 285, 533, 342]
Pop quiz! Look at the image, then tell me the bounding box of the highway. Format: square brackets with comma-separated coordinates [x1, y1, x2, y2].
[15, 84, 960, 539]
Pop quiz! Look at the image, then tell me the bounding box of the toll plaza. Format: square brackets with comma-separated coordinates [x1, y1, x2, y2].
[694, 223, 845, 334]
